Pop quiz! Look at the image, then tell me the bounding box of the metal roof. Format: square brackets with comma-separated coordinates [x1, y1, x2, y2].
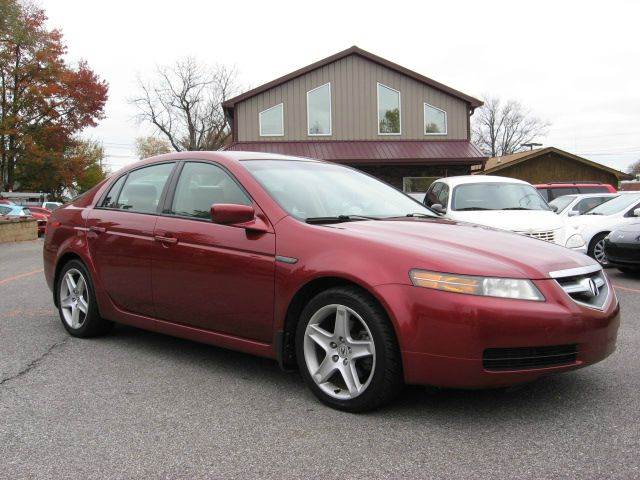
[224, 140, 485, 165]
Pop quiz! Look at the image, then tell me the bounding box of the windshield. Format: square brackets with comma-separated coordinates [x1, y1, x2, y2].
[585, 194, 640, 216]
[243, 160, 435, 220]
[451, 182, 551, 211]
[549, 195, 577, 213]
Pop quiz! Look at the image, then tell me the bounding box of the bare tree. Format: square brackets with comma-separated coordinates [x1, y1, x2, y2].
[130, 58, 238, 152]
[472, 96, 550, 157]
[134, 136, 171, 159]
[627, 159, 640, 177]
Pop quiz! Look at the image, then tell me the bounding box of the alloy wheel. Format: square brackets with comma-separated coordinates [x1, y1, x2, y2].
[593, 239, 608, 265]
[303, 304, 376, 400]
[59, 268, 89, 329]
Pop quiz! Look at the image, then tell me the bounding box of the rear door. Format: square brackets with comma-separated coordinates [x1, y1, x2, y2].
[86, 162, 176, 317]
[151, 161, 276, 342]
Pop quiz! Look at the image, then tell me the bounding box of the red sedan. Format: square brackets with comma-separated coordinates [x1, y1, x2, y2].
[43, 152, 620, 411]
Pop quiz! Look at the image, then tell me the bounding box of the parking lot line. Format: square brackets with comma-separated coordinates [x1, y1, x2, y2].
[0, 269, 44, 286]
[613, 284, 640, 294]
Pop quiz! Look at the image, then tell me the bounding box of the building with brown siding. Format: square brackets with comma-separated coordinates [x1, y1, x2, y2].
[222, 46, 485, 191]
[478, 147, 632, 187]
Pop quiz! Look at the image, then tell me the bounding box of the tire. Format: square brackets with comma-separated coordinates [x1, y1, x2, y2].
[56, 259, 113, 337]
[295, 286, 403, 412]
[588, 233, 609, 265]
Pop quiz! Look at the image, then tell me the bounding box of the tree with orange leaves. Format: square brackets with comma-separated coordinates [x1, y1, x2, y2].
[0, 0, 108, 192]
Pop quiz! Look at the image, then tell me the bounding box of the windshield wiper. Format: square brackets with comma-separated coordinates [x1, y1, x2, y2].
[502, 207, 535, 210]
[455, 207, 494, 211]
[405, 212, 433, 218]
[305, 215, 379, 224]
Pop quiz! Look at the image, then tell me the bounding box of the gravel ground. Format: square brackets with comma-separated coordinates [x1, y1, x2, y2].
[1, 239, 639, 479]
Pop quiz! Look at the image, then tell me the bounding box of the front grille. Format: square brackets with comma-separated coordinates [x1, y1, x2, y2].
[515, 229, 555, 243]
[550, 265, 609, 310]
[483, 344, 578, 371]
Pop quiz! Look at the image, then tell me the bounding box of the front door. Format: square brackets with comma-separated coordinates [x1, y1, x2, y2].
[86, 162, 175, 317]
[151, 161, 276, 342]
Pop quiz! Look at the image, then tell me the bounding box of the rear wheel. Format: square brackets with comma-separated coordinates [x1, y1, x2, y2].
[588, 233, 609, 265]
[296, 286, 403, 412]
[57, 260, 112, 337]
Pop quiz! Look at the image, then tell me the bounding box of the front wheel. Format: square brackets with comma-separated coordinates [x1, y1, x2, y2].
[588, 233, 609, 265]
[295, 286, 403, 412]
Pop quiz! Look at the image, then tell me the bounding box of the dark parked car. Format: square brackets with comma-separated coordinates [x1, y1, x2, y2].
[43, 152, 620, 411]
[604, 222, 640, 275]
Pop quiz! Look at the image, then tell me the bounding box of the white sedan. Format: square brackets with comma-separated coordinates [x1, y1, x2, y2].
[564, 193, 640, 264]
[549, 193, 619, 218]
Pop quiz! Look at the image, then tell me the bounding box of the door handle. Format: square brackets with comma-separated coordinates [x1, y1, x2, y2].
[154, 235, 178, 245]
[89, 226, 106, 234]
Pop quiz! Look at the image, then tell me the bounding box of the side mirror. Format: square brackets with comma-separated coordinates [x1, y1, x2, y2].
[634, 208, 640, 217]
[210, 203, 270, 233]
[431, 203, 446, 214]
[567, 210, 580, 217]
[211, 203, 256, 225]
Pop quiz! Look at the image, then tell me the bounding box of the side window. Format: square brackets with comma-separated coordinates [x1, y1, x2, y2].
[0, 205, 10, 215]
[424, 183, 442, 207]
[117, 163, 175, 213]
[171, 162, 251, 219]
[437, 184, 449, 208]
[100, 175, 126, 208]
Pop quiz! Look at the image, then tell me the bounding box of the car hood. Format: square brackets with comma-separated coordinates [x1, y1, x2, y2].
[446, 210, 564, 232]
[329, 218, 596, 280]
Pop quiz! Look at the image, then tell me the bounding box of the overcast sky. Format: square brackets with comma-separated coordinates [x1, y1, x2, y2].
[42, 0, 639, 173]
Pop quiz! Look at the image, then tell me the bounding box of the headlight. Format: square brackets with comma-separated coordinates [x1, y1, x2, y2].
[565, 233, 586, 249]
[409, 270, 545, 301]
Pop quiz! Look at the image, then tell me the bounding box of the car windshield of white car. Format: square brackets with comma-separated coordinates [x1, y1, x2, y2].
[549, 195, 577, 213]
[451, 183, 551, 212]
[585, 194, 640, 215]
[243, 159, 437, 221]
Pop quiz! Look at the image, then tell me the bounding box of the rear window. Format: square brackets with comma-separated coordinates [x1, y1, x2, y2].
[548, 187, 579, 200]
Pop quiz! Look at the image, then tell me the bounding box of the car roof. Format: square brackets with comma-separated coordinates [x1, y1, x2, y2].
[437, 175, 531, 187]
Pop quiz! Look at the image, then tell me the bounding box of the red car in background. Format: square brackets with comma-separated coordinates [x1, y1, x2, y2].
[535, 182, 617, 201]
[43, 152, 620, 411]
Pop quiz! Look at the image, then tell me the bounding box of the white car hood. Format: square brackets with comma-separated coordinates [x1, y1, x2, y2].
[447, 210, 565, 233]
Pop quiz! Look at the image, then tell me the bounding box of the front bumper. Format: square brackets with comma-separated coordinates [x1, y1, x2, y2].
[375, 280, 620, 388]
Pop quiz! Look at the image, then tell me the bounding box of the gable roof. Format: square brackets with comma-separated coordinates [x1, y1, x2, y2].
[483, 146, 633, 180]
[222, 46, 483, 114]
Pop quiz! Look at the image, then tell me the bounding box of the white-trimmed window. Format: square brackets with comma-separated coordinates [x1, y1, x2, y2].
[307, 83, 332, 136]
[424, 103, 447, 135]
[259, 103, 284, 136]
[377, 83, 401, 135]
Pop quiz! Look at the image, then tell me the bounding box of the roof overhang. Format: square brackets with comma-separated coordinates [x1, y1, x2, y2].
[224, 140, 485, 166]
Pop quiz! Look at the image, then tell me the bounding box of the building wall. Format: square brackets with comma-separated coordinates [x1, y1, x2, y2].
[235, 55, 470, 142]
[488, 153, 619, 186]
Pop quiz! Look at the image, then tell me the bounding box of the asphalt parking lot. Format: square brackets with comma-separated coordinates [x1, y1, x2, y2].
[1, 240, 639, 479]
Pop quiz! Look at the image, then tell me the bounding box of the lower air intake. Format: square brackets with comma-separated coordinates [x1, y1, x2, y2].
[483, 344, 578, 371]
